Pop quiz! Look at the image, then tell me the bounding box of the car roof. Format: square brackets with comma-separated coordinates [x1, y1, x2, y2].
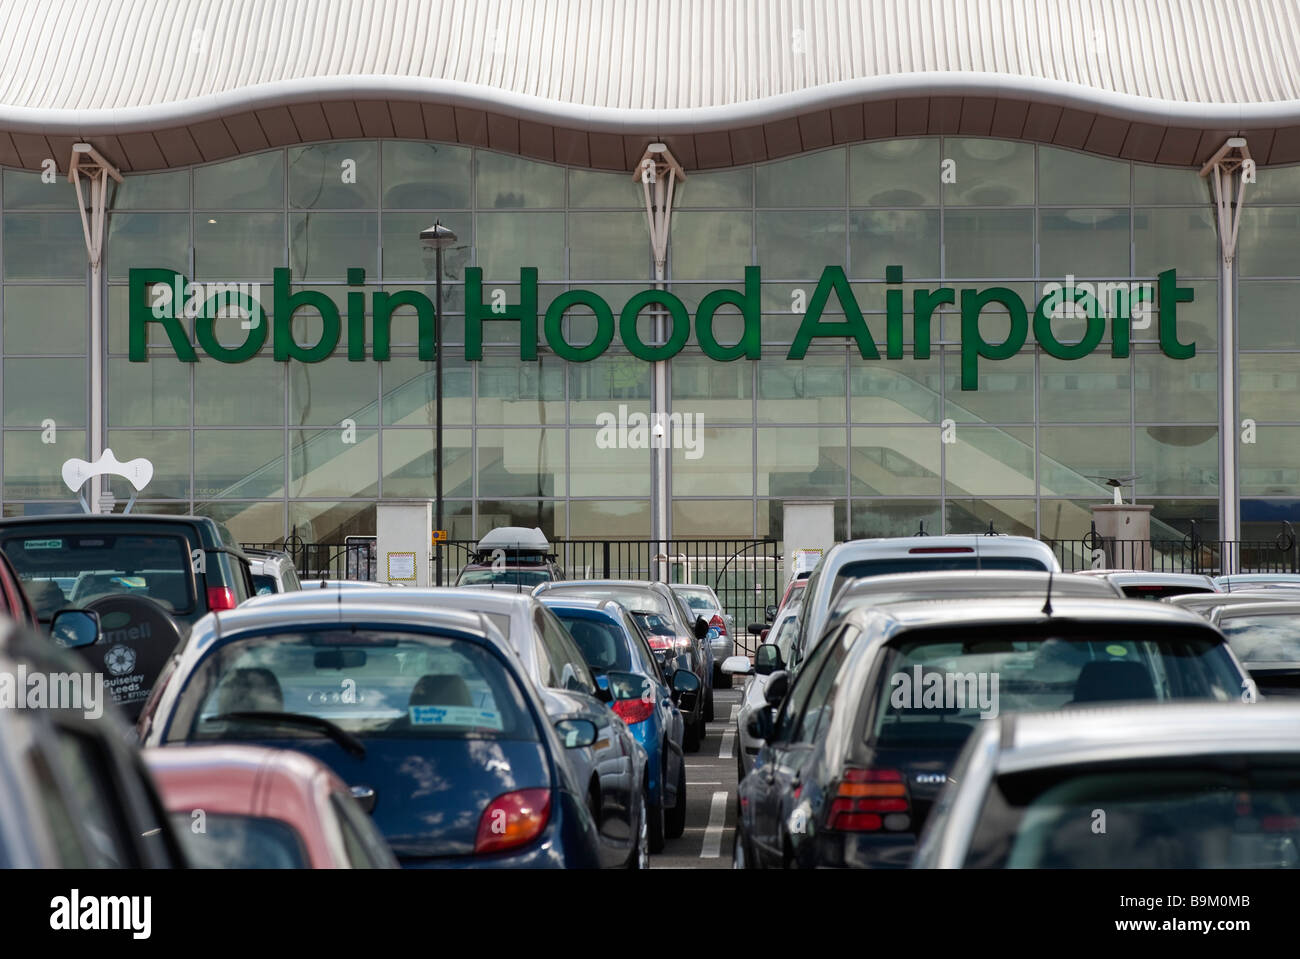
[537, 595, 624, 615]
[1216, 573, 1300, 586]
[1165, 589, 1300, 608]
[246, 584, 534, 615]
[985, 702, 1300, 773]
[826, 534, 1061, 565]
[1088, 571, 1218, 587]
[475, 526, 552, 551]
[841, 595, 1214, 633]
[1212, 600, 1300, 620]
[144, 743, 340, 818]
[831, 570, 1122, 607]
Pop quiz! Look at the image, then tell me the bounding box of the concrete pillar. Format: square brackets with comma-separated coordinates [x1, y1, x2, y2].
[377, 500, 433, 586]
[1090, 503, 1154, 570]
[782, 500, 835, 586]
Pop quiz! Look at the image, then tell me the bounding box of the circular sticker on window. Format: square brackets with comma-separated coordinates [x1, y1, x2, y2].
[1105, 644, 1128, 657]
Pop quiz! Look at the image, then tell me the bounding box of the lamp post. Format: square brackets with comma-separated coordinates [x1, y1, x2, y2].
[419, 221, 457, 585]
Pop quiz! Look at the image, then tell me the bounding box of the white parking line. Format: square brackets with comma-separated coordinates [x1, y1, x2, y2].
[729, 704, 741, 721]
[700, 791, 728, 859]
[719, 727, 735, 759]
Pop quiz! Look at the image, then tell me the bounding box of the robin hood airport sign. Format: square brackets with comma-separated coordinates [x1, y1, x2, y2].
[128, 265, 1195, 390]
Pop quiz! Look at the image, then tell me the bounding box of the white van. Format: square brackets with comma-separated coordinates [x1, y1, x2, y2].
[790, 534, 1060, 668]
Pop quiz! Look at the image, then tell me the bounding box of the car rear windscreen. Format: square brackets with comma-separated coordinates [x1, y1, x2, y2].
[965, 757, 1300, 868]
[456, 568, 553, 587]
[1121, 584, 1215, 600]
[834, 556, 1048, 595]
[1220, 615, 1300, 663]
[555, 613, 633, 673]
[865, 625, 1244, 749]
[3, 532, 195, 619]
[171, 813, 309, 868]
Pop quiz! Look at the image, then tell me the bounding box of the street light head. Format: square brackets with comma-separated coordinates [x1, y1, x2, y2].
[419, 221, 458, 247]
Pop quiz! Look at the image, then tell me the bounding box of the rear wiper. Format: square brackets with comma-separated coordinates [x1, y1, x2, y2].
[206, 711, 366, 758]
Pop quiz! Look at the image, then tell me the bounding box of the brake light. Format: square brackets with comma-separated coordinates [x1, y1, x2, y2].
[475, 788, 551, 854]
[709, 614, 727, 636]
[908, 546, 975, 554]
[646, 637, 671, 651]
[673, 637, 692, 649]
[206, 586, 238, 610]
[612, 697, 655, 725]
[826, 768, 911, 832]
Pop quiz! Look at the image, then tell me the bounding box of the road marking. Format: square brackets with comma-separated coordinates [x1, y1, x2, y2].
[700, 791, 728, 859]
[693, 781, 723, 785]
[729, 704, 741, 720]
[719, 727, 735, 759]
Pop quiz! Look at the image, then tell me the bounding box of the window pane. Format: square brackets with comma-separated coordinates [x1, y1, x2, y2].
[287, 141, 378, 209]
[569, 353, 651, 421]
[196, 213, 284, 279]
[946, 497, 1036, 536]
[671, 211, 751, 281]
[1239, 207, 1300, 277]
[1136, 426, 1218, 495]
[1038, 351, 1131, 422]
[943, 139, 1034, 206]
[671, 353, 753, 424]
[108, 213, 189, 280]
[849, 139, 940, 206]
[381, 354, 472, 426]
[476, 354, 566, 425]
[850, 210, 939, 278]
[1245, 165, 1300, 204]
[674, 499, 752, 537]
[289, 500, 377, 544]
[476, 152, 564, 208]
[4, 286, 86, 354]
[1038, 147, 1129, 205]
[195, 430, 284, 498]
[756, 150, 845, 207]
[1039, 209, 1129, 277]
[5, 429, 86, 499]
[850, 426, 940, 495]
[757, 353, 846, 423]
[289, 428, 378, 497]
[109, 169, 191, 210]
[105, 430, 190, 499]
[380, 211, 470, 282]
[569, 430, 652, 496]
[943, 210, 1033, 277]
[4, 214, 84, 280]
[1242, 426, 1300, 497]
[476, 428, 565, 496]
[568, 213, 647, 280]
[288, 356, 378, 426]
[1134, 208, 1217, 278]
[384, 427, 471, 498]
[476, 212, 564, 281]
[1240, 281, 1300, 349]
[4, 171, 74, 210]
[477, 500, 562, 539]
[107, 358, 189, 426]
[290, 212, 378, 280]
[677, 168, 752, 208]
[381, 141, 470, 209]
[194, 152, 283, 208]
[569, 169, 640, 208]
[1240, 353, 1300, 423]
[1133, 165, 1208, 205]
[851, 357, 941, 422]
[1038, 426, 1132, 497]
[674, 427, 753, 496]
[755, 211, 845, 280]
[944, 348, 1033, 421]
[195, 357, 284, 426]
[568, 500, 650, 538]
[1133, 351, 1217, 423]
[850, 500, 941, 538]
[5, 358, 85, 426]
[758, 426, 843, 497]
[945, 426, 1035, 496]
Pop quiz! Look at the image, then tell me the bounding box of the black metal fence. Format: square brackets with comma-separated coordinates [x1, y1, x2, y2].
[241, 536, 783, 656]
[1048, 522, 1300, 576]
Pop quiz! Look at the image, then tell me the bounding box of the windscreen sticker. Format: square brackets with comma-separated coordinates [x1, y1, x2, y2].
[409, 705, 504, 730]
[1105, 644, 1129, 657]
[22, 539, 62, 550]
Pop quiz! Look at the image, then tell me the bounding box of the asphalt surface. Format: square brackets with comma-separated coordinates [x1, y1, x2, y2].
[652, 680, 744, 868]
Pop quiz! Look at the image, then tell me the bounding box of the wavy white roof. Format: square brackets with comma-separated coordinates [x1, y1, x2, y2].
[2, 0, 1298, 172]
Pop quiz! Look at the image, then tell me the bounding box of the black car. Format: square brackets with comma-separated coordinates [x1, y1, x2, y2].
[0, 513, 256, 722]
[0, 613, 187, 867]
[735, 597, 1252, 869]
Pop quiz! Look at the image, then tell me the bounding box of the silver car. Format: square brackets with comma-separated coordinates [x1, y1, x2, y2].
[671, 583, 734, 685]
[914, 702, 1297, 868]
[722, 601, 800, 780]
[1209, 601, 1300, 698]
[245, 549, 303, 595]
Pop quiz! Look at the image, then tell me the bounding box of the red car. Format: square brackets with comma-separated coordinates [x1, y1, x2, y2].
[144, 745, 397, 869]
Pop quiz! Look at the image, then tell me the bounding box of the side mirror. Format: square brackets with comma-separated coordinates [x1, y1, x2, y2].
[693, 616, 710, 640]
[595, 674, 610, 692]
[671, 669, 701, 694]
[747, 623, 768, 636]
[721, 655, 753, 676]
[746, 709, 773, 743]
[764, 670, 790, 708]
[765, 604, 778, 622]
[350, 785, 377, 814]
[50, 608, 100, 649]
[555, 718, 598, 749]
[753, 643, 784, 676]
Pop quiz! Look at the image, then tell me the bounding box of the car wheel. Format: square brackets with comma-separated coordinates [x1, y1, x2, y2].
[705, 686, 715, 722]
[629, 787, 649, 869]
[665, 756, 688, 839]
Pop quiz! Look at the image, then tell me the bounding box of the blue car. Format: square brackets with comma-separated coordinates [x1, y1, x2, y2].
[138, 601, 606, 868]
[540, 597, 691, 853]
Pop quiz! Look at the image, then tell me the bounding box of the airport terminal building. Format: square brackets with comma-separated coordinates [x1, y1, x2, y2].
[1, 0, 1299, 551]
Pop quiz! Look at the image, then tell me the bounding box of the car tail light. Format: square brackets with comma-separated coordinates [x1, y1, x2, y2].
[475, 788, 551, 855]
[646, 637, 672, 651]
[673, 637, 692, 650]
[709, 614, 727, 636]
[612, 697, 655, 725]
[826, 768, 911, 832]
[206, 586, 238, 610]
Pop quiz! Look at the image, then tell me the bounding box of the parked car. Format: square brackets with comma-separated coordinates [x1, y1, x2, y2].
[1077, 569, 1219, 599]
[671, 583, 735, 686]
[769, 575, 808, 623]
[724, 600, 801, 781]
[1215, 573, 1300, 591]
[0, 614, 187, 867]
[140, 601, 605, 868]
[241, 585, 648, 868]
[455, 526, 564, 590]
[1209, 601, 1300, 697]
[245, 548, 303, 595]
[300, 579, 391, 589]
[734, 597, 1251, 869]
[1164, 589, 1300, 617]
[145, 744, 398, 868]
[914, 702, 1300, 868]
[535, 579, 714, 750]
[789, 535, 1060, 672]
[539, 596, 691, 852]
[0, 544, 39, 629]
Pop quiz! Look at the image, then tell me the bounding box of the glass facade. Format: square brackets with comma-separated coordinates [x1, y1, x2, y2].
[0, 136, 1287, 544]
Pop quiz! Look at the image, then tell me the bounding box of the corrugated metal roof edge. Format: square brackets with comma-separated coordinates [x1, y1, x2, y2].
[2, 71, 1298, 138]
